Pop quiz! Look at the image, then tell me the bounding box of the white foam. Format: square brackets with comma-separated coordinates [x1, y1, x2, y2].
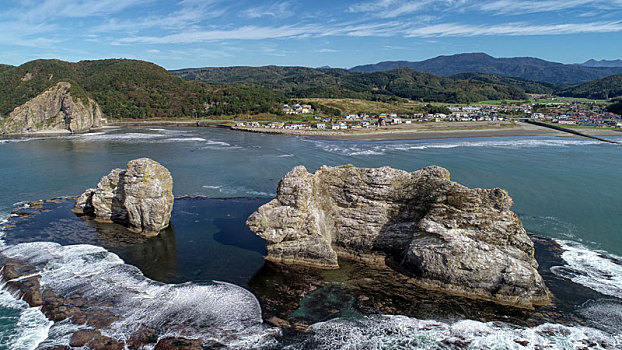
[1, 242, 277, 347]
[0, 288, 52, 350]
[286, 315, 620, 349]
[206, 140, 231, 146]
[551, 240, 622, 299]
[164, 137, 207, 142]
[309, 137, 605, 156]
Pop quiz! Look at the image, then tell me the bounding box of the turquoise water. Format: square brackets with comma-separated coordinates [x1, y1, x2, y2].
[1, 127, 621, 348]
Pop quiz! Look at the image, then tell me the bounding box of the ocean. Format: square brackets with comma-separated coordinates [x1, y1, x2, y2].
[0, 127, 621, 349]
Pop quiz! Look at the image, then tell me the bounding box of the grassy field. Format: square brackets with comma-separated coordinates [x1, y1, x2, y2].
[303, 98, 427, 114]
[477, 97, 611, 105]
[476, 99, 528, 105]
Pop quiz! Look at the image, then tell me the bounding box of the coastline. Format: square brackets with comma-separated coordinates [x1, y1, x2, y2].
[231, 121, 622, 141]
[2, 120, 620, 143]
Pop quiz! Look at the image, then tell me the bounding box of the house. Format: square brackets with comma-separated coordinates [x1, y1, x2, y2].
[266, 122, 284, 128]
[331, 124, 340, 130]
[316, 123, 327, 129]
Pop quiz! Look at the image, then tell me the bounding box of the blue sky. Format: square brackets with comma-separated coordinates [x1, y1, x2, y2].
[1, 0, 621, 69]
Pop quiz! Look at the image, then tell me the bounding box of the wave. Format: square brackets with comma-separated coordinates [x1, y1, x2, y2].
[0, 288, 52, 350]
[0, 242, 277, 348]
[0, 137, 41, 144]
[551, 240, 622, 299]
[286, 315, 620, 349]
[309, 137, 605, 156]
[164, 137, 208, 142]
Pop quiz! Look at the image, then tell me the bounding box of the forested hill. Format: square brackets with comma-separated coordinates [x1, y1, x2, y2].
[558, 73, 622, 100]
[449, 73, 558, 94]
[350, 53, 622, 85]
[173, 66, 528, 103]
[0, 59, 286, 118]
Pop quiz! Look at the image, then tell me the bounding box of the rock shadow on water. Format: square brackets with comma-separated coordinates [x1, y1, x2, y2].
[2, 197, 270, 287]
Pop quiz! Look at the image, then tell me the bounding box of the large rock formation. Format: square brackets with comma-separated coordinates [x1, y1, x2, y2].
[247, 165, 550, 308]
[0, 81, 102, 135]
[73, 158, 174, 236]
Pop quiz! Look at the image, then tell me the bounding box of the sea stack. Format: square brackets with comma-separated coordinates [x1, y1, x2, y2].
[0, 81, 102, 135]
[247, 165, 551, 308]
[73, 158, 174, 236]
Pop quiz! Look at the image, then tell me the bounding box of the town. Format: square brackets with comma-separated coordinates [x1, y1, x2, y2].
[234, 98, 622, 131]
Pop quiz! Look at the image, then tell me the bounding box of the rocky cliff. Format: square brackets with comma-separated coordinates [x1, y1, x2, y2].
[73, 158, 174, 236]
[0, 81, 102, 135]
[247, 165, 550, 308]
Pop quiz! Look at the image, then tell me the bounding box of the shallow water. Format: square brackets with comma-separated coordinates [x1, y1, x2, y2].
[0, 127, 621, 348]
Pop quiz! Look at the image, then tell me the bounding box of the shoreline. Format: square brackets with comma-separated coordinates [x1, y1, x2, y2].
[1, 120, 620, 143]
[231, 121, 622, 142]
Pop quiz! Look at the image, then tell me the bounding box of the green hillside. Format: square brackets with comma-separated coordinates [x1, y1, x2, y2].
[449, 72, 557, 94]
[558, 73, 622, 100]
[608, 101, 622, 115]
[173, 66, 527, 103]
[0, 59, 286, 119]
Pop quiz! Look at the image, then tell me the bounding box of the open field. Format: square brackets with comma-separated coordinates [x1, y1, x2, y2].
[303, 98, 427, 114]
[477, 97, 611, 105]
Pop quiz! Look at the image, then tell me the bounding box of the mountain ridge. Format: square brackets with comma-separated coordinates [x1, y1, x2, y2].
[581, 59, 622, 68]
[349, 53, 622, 85]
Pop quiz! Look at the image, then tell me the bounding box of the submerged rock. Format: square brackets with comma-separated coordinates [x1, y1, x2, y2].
[73, 158, 174, 236]
[247, 165, 551, 308]
[0, 81, 102, 135]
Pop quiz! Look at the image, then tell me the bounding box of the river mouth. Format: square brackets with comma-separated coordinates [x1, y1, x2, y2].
[1, 197, 621, 347]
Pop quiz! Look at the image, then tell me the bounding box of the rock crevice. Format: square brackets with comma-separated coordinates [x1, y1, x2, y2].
[247, 165, 551, 308]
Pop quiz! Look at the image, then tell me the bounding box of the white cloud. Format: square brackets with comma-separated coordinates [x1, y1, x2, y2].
[405, 21, 622, 37]
[13, 0, 146, 21]
[93, 0, 226, 33]
[118, 25, 322, 43]
[347, 0, 469, 18]
[241, 1, 293, 18]
[478, 0, 622, 15]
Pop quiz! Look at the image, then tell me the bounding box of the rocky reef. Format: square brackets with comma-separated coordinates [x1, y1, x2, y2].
[73, 158, 174, 236]
[0, 81, 102, 135]
[247, 165, 551, 308]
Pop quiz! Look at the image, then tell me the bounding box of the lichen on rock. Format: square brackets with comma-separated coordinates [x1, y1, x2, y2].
[0, 81, 102, 135]
[73, 158, 174, 236]
[247, 165, 551, 308]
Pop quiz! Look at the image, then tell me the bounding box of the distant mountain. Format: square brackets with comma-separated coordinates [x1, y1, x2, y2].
[558, 73, 622, 100]
[173, 65, 529, 104]
[0, 59, 286, 118]
[350, 53, 622, 85]
[580, 59, 622, 68]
